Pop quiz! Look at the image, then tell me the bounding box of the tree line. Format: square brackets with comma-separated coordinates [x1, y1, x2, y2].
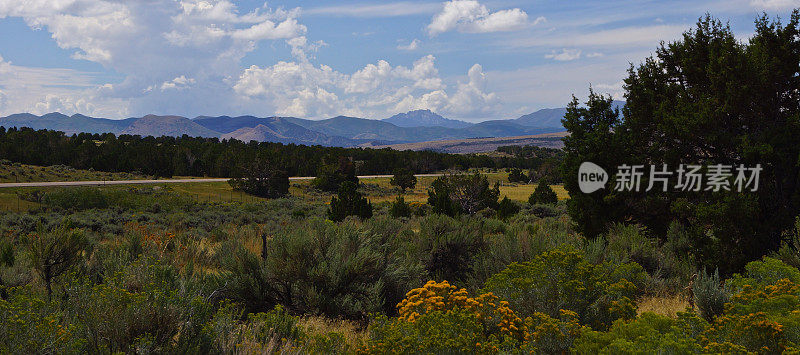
[0, 127, 559, 178]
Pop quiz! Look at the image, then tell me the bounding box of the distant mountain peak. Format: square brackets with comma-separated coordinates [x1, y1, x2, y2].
[383, 109, 472, 129]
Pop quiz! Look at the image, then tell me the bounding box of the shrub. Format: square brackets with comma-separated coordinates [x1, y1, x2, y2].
[527, 203, 559, 218]
[41, 187, 108, 210]
[362, 280, 526, 354]
[522, 310, 585, 354]
[528, 177, 558, 205]
[396, 281, 526, 340]
[496, 197, 520, 220]
[693, 268, 729, 322]
[706, 278, 800, 353]
[773, 217, 800, 270]
[223, 219, 420, 320]
[390, 168, 417, 193]
[62, 259, 214, 353]
[427, 173, 499, 216]
[362, 309, 489, 354]
[26, 225, 89, 300]
[573, 312, 709, 353]
[482, 245, 644, 330]
[726, 256, 800, 291]
[327, 181, 373, 222]
[227, 159, 289, 198]
[389, 195, 411, 218]
[0, 292, 85, 353]
[312, 157, 358, 192]
[417, 215, 487, 284]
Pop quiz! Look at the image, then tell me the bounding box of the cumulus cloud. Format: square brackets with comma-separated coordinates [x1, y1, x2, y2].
[234, 55, 500, 119]
[159, 76, 196, 91]
[427, 0, 530, 36]
[397, 39, 420, 51]
[0, 0, 307, 117]
[545, 48, 582, 61]
[0, 1, 505, 120]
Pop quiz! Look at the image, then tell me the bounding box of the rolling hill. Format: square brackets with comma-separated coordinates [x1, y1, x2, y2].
[0, 112, 133, 135]
[120, 115, 219, 138]
[0, 103, 612, 147]
[363, 132, 568, 154]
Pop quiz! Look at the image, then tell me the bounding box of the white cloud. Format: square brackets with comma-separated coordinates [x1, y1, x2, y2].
[427, 0, 530, 36]
[397, 39, 421, 51]
[595, 80, 625, 100]
[160, 75, 196, 91]
[509, 24, 687, 49]
[545, 48, 582, 61]
[750, 0, 800, 10]
[587, 52, 604, 58]
[304, 2, 442, 17]
[0, 0, 307, 117]
[231, 18, 305, 40]
[233, 55, 499, 119]
[0, 54, 127, 117]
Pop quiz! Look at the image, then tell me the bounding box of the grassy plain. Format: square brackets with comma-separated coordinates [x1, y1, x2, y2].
[0, 170, 569, 212]
[0, 161, 146, 183]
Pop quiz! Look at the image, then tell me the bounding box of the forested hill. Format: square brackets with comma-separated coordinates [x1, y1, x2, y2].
[0, 105, 583, 147]
[0, 126, 558, 178]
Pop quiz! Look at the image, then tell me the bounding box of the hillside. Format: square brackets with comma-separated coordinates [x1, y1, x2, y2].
[364, 132, 568, 153]
[120, 115, 220, 138]
[0, 112, 133, 134]
[0, 104, 611, 146]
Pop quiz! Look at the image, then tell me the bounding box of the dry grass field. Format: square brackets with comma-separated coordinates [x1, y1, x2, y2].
[0, 169, 569, 212]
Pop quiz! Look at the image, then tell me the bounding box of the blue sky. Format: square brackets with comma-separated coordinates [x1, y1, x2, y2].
[0, 0, 796, 121]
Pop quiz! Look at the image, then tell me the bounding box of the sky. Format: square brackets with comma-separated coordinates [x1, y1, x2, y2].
[0, 0, 797, 122]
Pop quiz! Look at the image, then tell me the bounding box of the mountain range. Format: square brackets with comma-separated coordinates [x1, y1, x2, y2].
[0, 102, 624, 147]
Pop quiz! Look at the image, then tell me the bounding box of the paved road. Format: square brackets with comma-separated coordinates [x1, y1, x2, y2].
[0, 174, 445, 188]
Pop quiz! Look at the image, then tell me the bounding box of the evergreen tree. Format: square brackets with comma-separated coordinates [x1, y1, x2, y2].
[390, 167, 417, 193]
[313, 157, 359, 192]
[389, 195, 412, 218]
[529, 178, 559, 205]
[507, 168, 528, 183]
[563, 13, 800, 273]
[497, 196, 520, 220]
[328, 181, 373, 222]
[560, 92, 623, 237]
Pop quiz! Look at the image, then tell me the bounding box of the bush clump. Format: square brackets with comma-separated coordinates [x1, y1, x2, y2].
[389, 195, 411, 218]
[427, 172, 499, 216]
[228, 159, 289, 198]
[482, 245, 644, 330]
[692, 268, 729, 322]
[496, 197, 520, 220]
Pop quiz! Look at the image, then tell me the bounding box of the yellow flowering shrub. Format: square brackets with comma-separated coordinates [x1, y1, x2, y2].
[482, 245, 643, 330]
[704, 277, 800, 352]
[522, 310, 585, 353]
[0, 290, 84, 353]
[397, 280, 525, 340]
